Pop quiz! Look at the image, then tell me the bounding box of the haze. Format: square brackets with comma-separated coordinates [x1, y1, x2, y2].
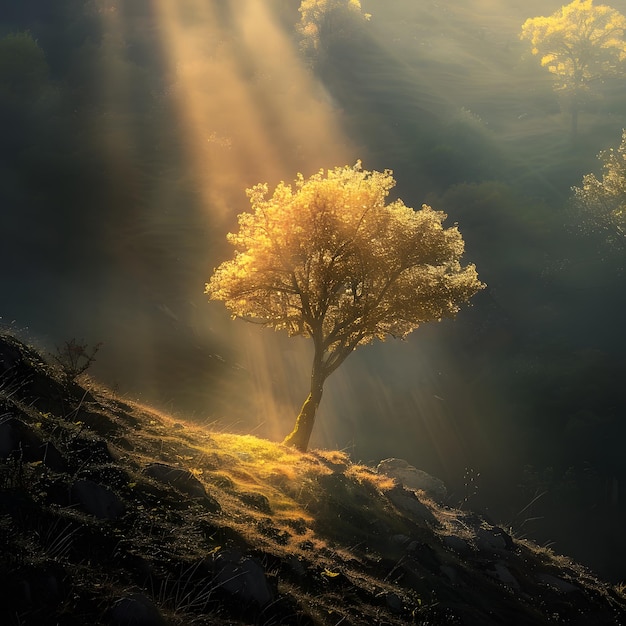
[2, 0, 626, 581]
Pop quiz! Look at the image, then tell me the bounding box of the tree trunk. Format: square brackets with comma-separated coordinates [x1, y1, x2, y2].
[570, 94, 579, 145]
[283, 353, 325, 452]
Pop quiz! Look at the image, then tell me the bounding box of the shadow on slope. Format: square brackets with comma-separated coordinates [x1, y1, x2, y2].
[0, 332, 625, 625]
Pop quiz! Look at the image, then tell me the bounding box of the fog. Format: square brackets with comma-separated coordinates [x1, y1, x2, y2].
[2, 0, 626, 581]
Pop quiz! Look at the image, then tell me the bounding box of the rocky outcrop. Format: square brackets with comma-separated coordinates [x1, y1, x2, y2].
[377, 457, 448, 501]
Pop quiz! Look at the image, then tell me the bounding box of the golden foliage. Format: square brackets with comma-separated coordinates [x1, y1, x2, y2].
[297, 0, 371, 56]
[206, 163, 483, 450]
[206, 162, 483, 366]
[572, 129, 626, 243]
[520, 0, 626, 91]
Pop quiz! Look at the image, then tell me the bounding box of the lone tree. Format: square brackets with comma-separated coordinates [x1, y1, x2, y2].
[520, 0, 626, 140]
[206, 163, 484, 452]
[572, 129, 626, 247]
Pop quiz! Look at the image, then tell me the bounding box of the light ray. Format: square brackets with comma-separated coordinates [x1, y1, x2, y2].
[123, 0, 355, 438]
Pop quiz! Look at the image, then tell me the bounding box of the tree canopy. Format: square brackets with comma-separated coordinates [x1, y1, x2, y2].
[572, 129, 626, 247]
[297, 0, 370, 59]
[206, 163, 483, 451]
[520, 0, 626, 138]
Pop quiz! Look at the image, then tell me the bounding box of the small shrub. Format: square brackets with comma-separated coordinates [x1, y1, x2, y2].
[50, 339, 102, 384]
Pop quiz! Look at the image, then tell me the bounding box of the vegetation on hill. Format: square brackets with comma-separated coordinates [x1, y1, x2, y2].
[2, 332, 626, 625]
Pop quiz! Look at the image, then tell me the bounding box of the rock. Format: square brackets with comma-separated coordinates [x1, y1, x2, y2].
[109, 593, 165, 626]
[238, 491, 272, 513]
[215, 551, 274, 606]
[475, 524, 514, 553]
[407, 541, 441, 572]
[143, 463, 207, 498]
[142, 462, 221, 512]
[442, 534, 473, 555]
[385, 485, 437, 524]
[377, 458, 447, 502]
[489, 562, 520, 589]
[71, 479, 125, 520]
[385, 591, 404, 614]
[0, 417, 66, 470]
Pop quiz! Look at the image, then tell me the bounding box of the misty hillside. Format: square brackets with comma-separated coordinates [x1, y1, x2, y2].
[3, 0, 626, 596]
[2, 332, 626, 625]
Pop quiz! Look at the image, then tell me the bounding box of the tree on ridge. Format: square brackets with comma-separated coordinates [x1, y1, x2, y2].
[520, 0, 626, 140]
[206, 162, 484, 452]
[572, 129, 626, 247]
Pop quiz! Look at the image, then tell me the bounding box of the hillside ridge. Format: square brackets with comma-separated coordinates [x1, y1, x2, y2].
[1, 331, 625, 625]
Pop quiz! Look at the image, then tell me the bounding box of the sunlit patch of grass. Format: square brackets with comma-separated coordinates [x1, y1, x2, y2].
[193, 433, 342, 536]
[345, 463, 397, 492]
[312, 449, 350, 466]
[207, 433, 302, 467]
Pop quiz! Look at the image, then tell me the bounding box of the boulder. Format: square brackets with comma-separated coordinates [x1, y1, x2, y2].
[215, 550, 274, 606]
[143, 463, 206, 497]
[109, 593, 165, 626]
[475, 524, 514, 553]
[377, 458, 447, 502]
[384, 485, 437, 524]
[385, 592, 404, 614]
[71, 479, 125, 520]
[143, 462, 221, 511]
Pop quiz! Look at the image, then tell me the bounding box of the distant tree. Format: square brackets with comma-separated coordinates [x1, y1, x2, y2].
[520, 0, 626, 140]
[206, 163, 484, 452]
[572, 129, 626, 247]
[297, 0, 371, 61]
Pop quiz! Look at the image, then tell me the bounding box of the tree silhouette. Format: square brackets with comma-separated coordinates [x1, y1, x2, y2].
[206, 163, 484, 451]
[520, 0, 626, 140]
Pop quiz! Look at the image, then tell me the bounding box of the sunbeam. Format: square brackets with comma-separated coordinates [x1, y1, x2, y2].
[152, 0, 353, 224]
[128, 0, 357, 438]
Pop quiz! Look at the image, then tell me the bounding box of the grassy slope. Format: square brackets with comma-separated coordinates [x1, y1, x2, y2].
[1, 331, 626, 625]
